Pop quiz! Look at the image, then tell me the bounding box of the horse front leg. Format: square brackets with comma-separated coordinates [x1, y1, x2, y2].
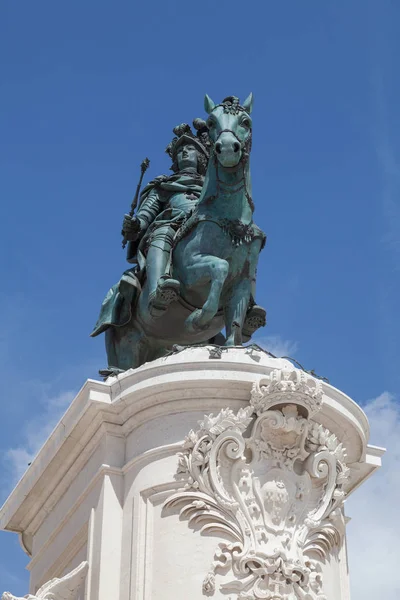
[225, 240, 263, 346]
[224, 280, 252, 346]
[183, 255, 229, 332]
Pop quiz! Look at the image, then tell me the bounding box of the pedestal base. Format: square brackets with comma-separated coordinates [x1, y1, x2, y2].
[0, 347, 384, 599]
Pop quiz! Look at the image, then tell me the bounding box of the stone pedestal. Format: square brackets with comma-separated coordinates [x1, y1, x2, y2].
[0, 347, 384, 600]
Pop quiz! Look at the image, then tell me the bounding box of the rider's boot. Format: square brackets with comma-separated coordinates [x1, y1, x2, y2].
[145, 233, 180, 318]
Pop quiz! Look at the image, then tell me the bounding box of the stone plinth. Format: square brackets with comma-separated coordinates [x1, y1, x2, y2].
[0, 347, 384, 600]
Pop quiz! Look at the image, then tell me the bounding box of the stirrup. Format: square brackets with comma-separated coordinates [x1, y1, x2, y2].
[149, 278, 180, 318]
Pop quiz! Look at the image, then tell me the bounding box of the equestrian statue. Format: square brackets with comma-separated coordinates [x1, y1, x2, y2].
[91, 94, 267, 375]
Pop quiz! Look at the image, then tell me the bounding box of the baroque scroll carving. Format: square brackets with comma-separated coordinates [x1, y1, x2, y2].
[164, 369, 349, 600]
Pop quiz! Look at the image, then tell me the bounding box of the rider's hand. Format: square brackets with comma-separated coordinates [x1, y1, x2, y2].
[122, 215, 142, 241]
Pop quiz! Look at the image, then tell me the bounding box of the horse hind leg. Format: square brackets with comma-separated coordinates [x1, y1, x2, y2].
[184, 256, 229, 332]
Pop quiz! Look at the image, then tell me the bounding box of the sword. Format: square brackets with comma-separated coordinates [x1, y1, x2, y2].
[122, 157, 150, 249]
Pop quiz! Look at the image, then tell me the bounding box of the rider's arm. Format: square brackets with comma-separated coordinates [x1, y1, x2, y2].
[136, 188, 164, 229]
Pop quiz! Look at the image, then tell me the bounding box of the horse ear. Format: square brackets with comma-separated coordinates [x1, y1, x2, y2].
[242, 92, 254, 114]
[204, 94, 216, 114]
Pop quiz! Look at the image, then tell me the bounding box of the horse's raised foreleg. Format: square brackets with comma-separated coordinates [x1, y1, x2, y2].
[183, 255, 229, 332]
[224, 280, 252, 346]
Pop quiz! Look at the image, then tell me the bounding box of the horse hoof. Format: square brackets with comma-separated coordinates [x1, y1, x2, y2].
[224, 335, 237, 347]
[185, 309, 209, 333]
[242, 305, 267, 340]
[98, 367, 126, 381]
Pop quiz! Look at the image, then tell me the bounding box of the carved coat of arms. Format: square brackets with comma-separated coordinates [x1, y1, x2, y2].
[164, 369, 349, 600]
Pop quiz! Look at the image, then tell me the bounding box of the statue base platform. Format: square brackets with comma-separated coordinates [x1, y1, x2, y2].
[0, 347, 384, 600]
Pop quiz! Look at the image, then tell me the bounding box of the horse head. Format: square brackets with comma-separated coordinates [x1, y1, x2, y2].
[204, 93, 253, 168]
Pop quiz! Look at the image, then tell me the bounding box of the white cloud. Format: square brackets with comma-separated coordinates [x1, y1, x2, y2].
[253, 334, 299, 358]
[346, 392, 400, 598]
[4, 389, 75, 488]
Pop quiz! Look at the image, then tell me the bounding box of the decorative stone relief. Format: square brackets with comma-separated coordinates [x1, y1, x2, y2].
[251, 368, 323, 418]
[164, 369, 349, 600]
[1, 561, 89, 600]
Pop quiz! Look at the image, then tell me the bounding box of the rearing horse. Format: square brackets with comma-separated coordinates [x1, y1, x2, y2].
[104, 94, 266, 372]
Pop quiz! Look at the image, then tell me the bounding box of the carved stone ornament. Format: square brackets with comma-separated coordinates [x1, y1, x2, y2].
[251, 368, 323, 418]
[1, 561, 89, 600]
[164, 369, 349, 600]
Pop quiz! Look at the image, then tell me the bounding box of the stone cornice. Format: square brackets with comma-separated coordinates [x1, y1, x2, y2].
[0, 347, 382, 553]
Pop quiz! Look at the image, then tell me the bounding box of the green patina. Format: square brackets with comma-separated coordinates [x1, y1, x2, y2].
[92, 94, 267, 375]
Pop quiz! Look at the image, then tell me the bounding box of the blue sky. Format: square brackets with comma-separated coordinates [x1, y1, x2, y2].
[0, 1, 399, 597]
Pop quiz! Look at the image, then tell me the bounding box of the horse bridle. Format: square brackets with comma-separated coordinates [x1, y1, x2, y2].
[212, 129, 254, 212]
[213, 128, 252, 163]
[216, 128, 243, 144]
